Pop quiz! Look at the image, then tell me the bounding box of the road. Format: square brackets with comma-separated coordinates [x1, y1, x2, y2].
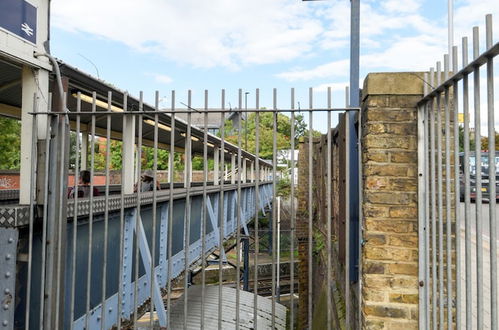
[458, 202, 498, 329]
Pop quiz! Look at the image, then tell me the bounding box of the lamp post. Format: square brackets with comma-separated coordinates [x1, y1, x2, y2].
[301, 2, 360, 330]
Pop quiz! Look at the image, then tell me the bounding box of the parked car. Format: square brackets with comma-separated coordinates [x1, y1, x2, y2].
[459, 151, 499, 202]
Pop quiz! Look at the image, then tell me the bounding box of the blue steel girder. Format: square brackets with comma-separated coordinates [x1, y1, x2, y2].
[68, 184, 271, 329]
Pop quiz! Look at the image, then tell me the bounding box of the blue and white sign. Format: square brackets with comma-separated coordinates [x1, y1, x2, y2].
[0, 0, 37, 44]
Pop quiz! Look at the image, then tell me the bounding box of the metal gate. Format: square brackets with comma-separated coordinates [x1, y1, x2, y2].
[417, 14, 498, 329]
[2, 80, 361, 329]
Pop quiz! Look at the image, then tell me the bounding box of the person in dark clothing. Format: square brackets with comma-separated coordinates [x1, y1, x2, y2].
[68, 170, 100, 198]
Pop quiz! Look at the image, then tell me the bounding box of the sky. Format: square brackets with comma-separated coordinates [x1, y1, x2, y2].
[49, 0, 499, 132]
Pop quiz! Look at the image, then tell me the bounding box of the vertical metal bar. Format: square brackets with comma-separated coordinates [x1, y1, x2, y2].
[149, 91, 160, 328]
[452, 45, 461, 330]
[183, 90, 193, 330]
[167, 90, 176, 330]
[289, 88, 296, 330]
[243, 237, 250, 291]
[357, 95, 363, 330]
[54, 92, 68, 330]
[418, 101, 428, 328]
[308, 87, 314, 329]
[436, 61, 445, 329]
[472, 26, 483, 330]
[444, 54, 453, 330]
[117, 93, 128, 330]
[39, 95, 51, 329]
[277, 196, 281, 302]
[485, 14, 497, 330]
[133, 93, 144, 329]
[429, 67, 438, 330]
[461, 36, 472, 330]
[326, 87, 333, 330]
[201, 89, 209, 330]
[85, 92, 97, 330]
[69, 93, 81, 330]
[448, 0, 454, 65]
[349, 0, 360, 108]
[424, 73, 431, 330]
[345, 107, 351, 330]
[271, 88, 277, 329]
[236, 89, 243, 330]
[101, 91, 112, 330]
[218, 89, 226, 330]
[25, 94, 38, 330]
[253, 89, 260, 329]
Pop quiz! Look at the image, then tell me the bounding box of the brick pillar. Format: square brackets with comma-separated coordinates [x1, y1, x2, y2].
[361, 73, 424, 329]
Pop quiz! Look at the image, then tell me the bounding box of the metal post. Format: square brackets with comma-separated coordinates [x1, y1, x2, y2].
[245, 91, 249, 151]
[243, 158, 247, 183]
[122, 95, 135, 194]
[80, 130, 88, 170]
[448, 0, 454, 65]
[485, 14, 497, 330]
[250, 161, 254, 183]
[45, 79, 69, 329]
[349, 0, 360, 109]
[231, 153, 236, 184]
[214, 147, 220, 185]
[242, 237, 250, 291]
[276, 196, 281, 303]
[472, 27, 484, 329]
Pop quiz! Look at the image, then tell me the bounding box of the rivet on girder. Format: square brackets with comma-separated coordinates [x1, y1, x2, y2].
[5, 254, 11, 261]
[4, 272, 10, 279]
[7, 238, 13, 244]
[2, 320, 8, 326]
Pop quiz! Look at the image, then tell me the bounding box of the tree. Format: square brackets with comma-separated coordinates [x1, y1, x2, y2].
[221, 112, 312, 159]
[0, 117, 21, 170]
[480, 133, 499, 151]
[459, 125, 499, 152]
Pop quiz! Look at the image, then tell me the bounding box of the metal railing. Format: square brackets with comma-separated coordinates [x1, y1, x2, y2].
[417, 14, 498, 330]
[2, 86, 360, 330]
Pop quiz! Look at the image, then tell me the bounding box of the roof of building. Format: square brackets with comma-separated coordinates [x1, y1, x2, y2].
[0, 57, 270, 166]
[168, 285, 287, 329]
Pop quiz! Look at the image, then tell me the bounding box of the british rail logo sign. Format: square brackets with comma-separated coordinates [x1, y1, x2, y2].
[0, 0, 37, 44]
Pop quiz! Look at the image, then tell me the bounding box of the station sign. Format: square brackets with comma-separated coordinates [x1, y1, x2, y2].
[0, 0, 37, 44]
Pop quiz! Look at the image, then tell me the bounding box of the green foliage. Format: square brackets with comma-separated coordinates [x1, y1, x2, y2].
[276, 177, 291, 197]
[459, 125, 499, 152]
[312, 230, 325, 256]
[221, 112, 309, 159]
[0, 117, 21, 170]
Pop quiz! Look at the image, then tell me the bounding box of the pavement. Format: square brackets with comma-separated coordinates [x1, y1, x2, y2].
[458, 202, 499, 329]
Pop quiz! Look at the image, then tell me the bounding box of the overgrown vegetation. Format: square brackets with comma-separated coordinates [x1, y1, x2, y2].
[0, 117, 21, 170]
[222, 112, 314, 159]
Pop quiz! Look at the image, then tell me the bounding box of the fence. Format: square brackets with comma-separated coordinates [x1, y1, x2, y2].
[417, 14, 498, 329]
[0, 84, 360, 329]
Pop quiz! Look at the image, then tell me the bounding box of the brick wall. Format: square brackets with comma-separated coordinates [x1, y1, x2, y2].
[297, 131, 351, 329]
[361, 72, 424, 329]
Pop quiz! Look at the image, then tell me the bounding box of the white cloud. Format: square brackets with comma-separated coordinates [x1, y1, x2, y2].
[150, 73, 173, 84]
[275, 59, 349, 81]
[276, 0, 499, 82]
[314, 82, 349, 93]
[51, 0, 324, 69]
[381, 0, 421, 14]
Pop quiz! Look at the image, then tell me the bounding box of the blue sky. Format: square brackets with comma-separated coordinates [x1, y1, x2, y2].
[50, 0, 498, 131]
